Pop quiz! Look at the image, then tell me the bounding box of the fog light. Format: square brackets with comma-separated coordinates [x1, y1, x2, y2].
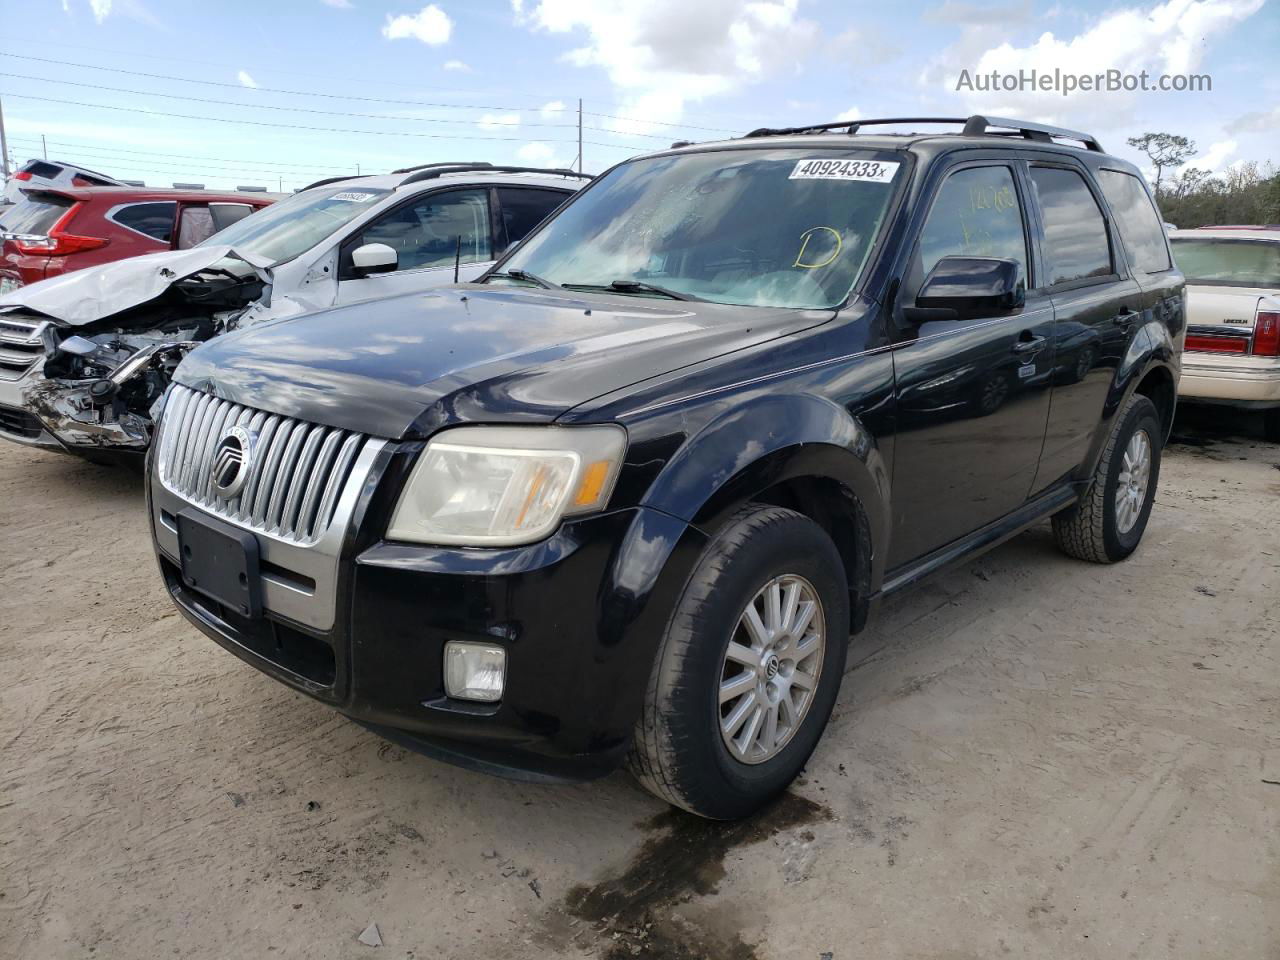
[443, 642, 506, 702]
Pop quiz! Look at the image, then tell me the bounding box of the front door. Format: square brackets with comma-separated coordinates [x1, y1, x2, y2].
[887, 161, 1056, 569]
[336, 188, 494, 304]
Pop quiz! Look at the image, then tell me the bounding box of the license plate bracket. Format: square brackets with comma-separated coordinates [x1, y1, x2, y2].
[176, 509, 263, 618]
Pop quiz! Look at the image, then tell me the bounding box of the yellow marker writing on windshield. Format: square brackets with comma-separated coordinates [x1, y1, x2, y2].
[794, 226, 842, 269]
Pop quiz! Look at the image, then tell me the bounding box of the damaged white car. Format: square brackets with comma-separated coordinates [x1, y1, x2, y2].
[0, 163, 586, 461]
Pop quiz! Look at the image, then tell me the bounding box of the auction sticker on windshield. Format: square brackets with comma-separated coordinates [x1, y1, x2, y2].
[789, 159, 900, 183]
[330, 192, 380, 203]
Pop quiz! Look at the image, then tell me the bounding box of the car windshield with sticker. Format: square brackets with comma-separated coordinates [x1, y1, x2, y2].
[196, 185, 391, 265]
[495, 148, 906, 309]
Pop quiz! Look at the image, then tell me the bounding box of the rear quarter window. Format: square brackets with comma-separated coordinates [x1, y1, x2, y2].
[109, 201, 177, 243]
[1097, 170, 1171, 273]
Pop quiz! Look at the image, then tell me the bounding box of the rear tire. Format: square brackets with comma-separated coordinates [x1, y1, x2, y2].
[1052, 393, 1162, 563]
[627, 505, 849, 820]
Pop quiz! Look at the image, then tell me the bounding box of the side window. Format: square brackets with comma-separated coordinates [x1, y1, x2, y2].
[1096, 170, 1171, 273]
[495, 188, 568, 252]
[209, 203, 257, 233]
[918, 165, 1028, 286]
[110, 202, 177, 243]
[1029, 167, 1113, 285]
[358, 189, 491, 272]
[176, 206, 216, 249]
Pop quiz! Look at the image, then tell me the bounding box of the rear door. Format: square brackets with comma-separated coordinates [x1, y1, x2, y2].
[887, 158, 1057, 569]
[105, 200, 177, 258]
[334, 187, 493, 304]
[1027, 163, 1144, 492]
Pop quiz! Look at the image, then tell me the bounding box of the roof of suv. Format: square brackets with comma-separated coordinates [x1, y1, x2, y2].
[298, 163, 593, 195]
[653, 115, 1142, 174]
[22, 185, 278, 204]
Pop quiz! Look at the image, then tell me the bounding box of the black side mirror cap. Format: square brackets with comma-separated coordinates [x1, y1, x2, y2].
[909, 256, 1025, 321]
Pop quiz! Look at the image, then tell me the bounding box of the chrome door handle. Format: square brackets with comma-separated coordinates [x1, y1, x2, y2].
[1012, 336, 1047, 354]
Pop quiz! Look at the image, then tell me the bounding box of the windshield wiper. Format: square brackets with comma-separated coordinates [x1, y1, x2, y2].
[488, 269, 562, 290]
[560, 279, 701, 301]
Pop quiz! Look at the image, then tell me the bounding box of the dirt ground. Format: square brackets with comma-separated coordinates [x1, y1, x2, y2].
[1, 407, 1277, 960]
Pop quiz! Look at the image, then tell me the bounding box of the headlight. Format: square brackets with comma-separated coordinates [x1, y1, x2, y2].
[387, 424, 627, 546]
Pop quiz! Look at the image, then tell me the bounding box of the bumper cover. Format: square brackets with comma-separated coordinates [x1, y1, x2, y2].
[152, 466, 708, 782]
[1180, 353, 1280, 407]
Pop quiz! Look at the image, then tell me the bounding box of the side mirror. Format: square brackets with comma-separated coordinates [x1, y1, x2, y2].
[350, 242, 398, 277]
[907, 256, 1025, 322]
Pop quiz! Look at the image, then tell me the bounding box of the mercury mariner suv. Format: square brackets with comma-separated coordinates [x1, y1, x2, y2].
[148, 117, 1185, 819]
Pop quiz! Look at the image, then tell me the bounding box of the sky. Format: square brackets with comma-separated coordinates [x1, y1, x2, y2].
[0, 0, 1276, 192]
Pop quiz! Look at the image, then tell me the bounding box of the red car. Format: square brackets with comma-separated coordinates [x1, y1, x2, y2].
[0, 186, 275, 293]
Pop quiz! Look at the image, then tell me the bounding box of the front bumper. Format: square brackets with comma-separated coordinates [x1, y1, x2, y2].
[150, 451, 707, 782]
[0, 364, 153, 456]
[1179, 353, 1280, 407]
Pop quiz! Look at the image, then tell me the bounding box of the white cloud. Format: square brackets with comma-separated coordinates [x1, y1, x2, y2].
[516, 142, 557, 164]
[443, 59, 472, 71]
[237, 71, 259, 89]
[540, 100, 566, 119]
[1194, 139, 1238, 173]
[513, 0, 817, 131]
[321, 0, 353, 7]
[477, 112, 521, 130]
[924, 0, 1031, 24]
[1227, 104, 1280, 134]
[89, 0, 111, 22]
[925, 0, 1266, 127]
[836, 106, 863, 122]
[383, 4, 453, 45]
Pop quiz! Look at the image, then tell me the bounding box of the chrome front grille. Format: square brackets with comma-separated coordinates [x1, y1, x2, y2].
[0, 317, 48, 381]
[157, 384, 370, 545]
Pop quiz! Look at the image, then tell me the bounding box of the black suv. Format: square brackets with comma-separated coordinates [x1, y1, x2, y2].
[148, 116, 1184, 819]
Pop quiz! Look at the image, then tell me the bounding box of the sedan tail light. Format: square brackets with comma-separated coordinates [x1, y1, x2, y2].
[1184, 334, 1249, 354]
[1252, 311, 1280, 357]
[11, 204, 109, 257]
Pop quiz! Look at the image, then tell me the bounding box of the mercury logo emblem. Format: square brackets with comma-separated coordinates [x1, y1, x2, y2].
[211, 425, 255, 499]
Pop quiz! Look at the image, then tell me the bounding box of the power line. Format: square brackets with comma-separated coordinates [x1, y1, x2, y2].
[6, 137, 354, 180]
[1, 93, 585, 143]
[3, 136, 361, 172]
[0, 50, 743, 137]
[0, 72, 581, 131]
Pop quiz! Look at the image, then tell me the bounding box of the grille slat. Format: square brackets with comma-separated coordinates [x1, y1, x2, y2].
[0, 317, 47, 380]
[157, 385, 370, 546]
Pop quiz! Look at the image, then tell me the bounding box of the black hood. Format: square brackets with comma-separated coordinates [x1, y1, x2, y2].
[175, 286, 831, 438]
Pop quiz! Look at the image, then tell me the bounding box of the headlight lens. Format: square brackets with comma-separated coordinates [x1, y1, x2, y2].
[387, 424, 627, 546]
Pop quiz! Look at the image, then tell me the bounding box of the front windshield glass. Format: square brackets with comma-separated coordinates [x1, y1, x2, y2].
[197, 185, 390, 264]
[1171, 238, 1280, 288]
[495, 148, 906, 309]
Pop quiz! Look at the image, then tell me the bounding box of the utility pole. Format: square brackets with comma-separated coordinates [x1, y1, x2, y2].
[41, 134, 47, 160]
[356, 162, 361, 175]
[0, 95, 10, 178]
[278, 176, 283, 192]
[577, 98, 583, 173]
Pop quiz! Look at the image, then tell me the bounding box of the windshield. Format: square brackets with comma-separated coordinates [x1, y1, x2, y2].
[197, 185, 390, 264]
[495, 148, 906, 309]
[1171, 238, 1280, 288]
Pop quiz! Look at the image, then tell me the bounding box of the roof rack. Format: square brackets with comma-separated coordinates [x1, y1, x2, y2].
[743, 115, 1103, 152]
[390, 161, 493, 175]
[298, 174, 363, 192]
[399, 164, 593, 185]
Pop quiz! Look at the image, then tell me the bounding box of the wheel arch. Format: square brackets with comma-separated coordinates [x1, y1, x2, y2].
[638, 392, 891, 631]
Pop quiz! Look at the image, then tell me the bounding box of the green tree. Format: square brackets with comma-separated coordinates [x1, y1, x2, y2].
[1127, 132, 1196, 198]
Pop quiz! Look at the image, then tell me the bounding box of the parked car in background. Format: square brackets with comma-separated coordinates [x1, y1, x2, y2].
[1169, 227, 1280, 440]
[2, 158, 126, 207]
[148, 116, 1183, 819]
[0, 163, 586, 460]
[0, 186, 277, 293]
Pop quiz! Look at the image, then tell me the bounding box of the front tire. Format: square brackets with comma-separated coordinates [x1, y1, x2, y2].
[627, 505, 850, 820]
[1052, 393, 1162, 563]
